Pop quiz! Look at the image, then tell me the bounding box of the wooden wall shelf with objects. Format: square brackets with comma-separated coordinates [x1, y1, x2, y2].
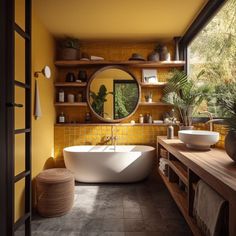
[140, 82, 167, 87]
[54, 60, 185, 68]
[54, 102, 87, 107]
[157, 136, 236, 236]
[139, 102, 172, 106]
[54, 82, 87, 87]
[54, 50, 184, 124]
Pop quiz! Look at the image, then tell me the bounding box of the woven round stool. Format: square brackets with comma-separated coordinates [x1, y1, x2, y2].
[36, 168, 74, 217]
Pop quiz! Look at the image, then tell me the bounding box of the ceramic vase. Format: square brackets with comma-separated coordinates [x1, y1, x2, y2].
[225, 131, 236, 161]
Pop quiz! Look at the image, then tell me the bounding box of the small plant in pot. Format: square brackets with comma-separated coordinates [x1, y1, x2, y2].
[59, 37, 79, 60]
[162, 70, 211, 130]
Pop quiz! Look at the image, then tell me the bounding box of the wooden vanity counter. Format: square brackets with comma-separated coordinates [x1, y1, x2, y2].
[157, 136, 236, 236]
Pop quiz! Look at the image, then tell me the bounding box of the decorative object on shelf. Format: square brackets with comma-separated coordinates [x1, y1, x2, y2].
[130, 120, 135, 124]
[34, 65, 51, 79]
[142, 69, 158, 84]
[87, 66, 140, 123]
[145, 113, 153, 124]
[167, 124, 174, 139]
[58, 112, 66, 123]
[162, 70, 211, 129]
[85, 112, 91, 123]
[153, 120, 163, 124]
[76, 93, 83, 102]
[128, 53, 145, 61]
[80, 52, 90, 61]
[58, 89, 65, 103]
[91, 55, 104, 61]
[139, 114, 144, 124]
[160, 46, 171, 61]
[147, 51, 160, 62]
[67, 94, 75, 103]
[155, 44, 170, 61]
[78, 70, 88, 82]
[166, 109, 176, 139]
[145, 91, 153, 103]
[173, 37, 181, 61]
[66, 72, 76, 82]
[59, 37, 79, 60]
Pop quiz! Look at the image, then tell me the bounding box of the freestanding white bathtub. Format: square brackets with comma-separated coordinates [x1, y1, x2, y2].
[63, 145, 155, 183]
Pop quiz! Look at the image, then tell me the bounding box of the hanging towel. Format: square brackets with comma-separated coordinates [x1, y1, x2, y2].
[34, 79, 42, 120]
[193, 180, 228, 236]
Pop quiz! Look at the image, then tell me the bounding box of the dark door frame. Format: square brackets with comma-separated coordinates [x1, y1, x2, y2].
[0, 0, 15, 235]
[0, 0, 32, 235]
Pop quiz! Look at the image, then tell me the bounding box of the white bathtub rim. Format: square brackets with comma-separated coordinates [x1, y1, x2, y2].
[63, 145, 155, 154]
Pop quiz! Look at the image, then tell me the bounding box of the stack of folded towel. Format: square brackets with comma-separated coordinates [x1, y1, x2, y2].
[159, 158, 169, 176]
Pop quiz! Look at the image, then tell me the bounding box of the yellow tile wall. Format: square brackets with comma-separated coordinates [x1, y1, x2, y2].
[194, 123, 228, 149]
[54, 125, 175, 163]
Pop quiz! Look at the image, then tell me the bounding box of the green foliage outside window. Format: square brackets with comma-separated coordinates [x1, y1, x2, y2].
[189, 0, 236, 117]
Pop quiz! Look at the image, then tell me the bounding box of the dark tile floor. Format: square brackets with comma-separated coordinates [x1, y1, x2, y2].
[17, 172, 192, 236]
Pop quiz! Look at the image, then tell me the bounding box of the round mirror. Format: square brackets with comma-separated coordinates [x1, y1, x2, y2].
[87, 66, 140, 122]
[43, 65, 51, 79]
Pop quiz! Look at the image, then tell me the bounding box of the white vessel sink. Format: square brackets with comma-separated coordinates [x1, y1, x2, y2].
[178, 130, 219, 150]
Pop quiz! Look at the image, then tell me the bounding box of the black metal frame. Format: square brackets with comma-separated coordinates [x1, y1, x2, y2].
[0, 0, 32, 235]
[179, 0, 227, 73]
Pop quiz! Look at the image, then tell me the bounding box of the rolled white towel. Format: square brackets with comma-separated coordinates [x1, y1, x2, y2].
[34, 79, 42, 120]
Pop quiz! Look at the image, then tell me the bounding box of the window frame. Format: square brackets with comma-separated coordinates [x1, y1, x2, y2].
[179, 0, 227, 123]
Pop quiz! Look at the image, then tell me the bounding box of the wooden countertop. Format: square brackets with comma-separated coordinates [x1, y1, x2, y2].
[157, 136, 236, 194]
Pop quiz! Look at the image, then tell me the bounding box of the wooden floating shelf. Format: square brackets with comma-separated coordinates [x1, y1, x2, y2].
[139, 102, 171, 106]
[140, 82, 167, 87]
[54, 82, 87, 87]
[55, 60, 185, 68]
[54, 102, 87, 106]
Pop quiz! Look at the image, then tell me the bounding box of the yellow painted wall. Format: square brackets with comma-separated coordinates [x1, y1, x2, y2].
[14, 2, 56, 222]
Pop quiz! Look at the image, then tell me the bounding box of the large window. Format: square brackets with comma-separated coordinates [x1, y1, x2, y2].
[188, 0, 236, 117]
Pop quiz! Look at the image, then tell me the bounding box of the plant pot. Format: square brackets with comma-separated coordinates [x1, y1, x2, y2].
[179, 126, 194, 130]
[59, 48, 78, 60]
[225, 130, 236, 161]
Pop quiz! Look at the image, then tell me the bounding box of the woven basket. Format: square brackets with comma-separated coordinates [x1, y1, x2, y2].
[36, 168, 74, 217]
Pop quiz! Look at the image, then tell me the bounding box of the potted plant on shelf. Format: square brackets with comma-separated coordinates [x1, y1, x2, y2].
[59, 37, 79, 60]
[162, 70, 211, 130]
[215, 82, 236, 161]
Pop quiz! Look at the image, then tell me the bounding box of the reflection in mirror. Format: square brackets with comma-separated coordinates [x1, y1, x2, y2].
[88, 67, 140, 122]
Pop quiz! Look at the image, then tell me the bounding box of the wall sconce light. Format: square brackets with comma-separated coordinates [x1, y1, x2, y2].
[34, 65, 51, 79]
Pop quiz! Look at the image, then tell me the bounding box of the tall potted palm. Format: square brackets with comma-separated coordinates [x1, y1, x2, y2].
[162, 70, 211, 130]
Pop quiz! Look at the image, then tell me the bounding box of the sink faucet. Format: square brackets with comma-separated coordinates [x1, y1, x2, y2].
[199, 111, 223, 131]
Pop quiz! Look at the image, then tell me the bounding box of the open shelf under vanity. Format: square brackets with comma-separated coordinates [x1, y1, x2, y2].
[157, 136, 236, 236]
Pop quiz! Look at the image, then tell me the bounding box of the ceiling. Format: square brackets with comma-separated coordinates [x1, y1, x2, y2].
[34, 0, 208, 42]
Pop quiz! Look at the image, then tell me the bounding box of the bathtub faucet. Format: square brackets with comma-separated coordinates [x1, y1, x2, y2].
[109, 125, 118, 148]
